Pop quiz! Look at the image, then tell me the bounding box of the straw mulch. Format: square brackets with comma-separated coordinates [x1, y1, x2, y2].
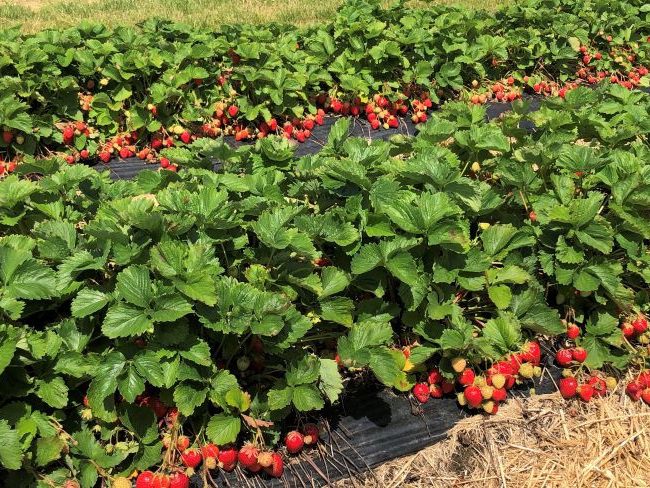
[347, 386, 650, 488]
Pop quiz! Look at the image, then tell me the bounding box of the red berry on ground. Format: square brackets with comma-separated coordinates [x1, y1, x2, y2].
[238, 444, 259, 467]
[136, 471, 155, 488]
[577, 384, 594, 402]
[180, 448, 202, 468]
[559, 377, 578, 399]
[285, 431, 304, 454]
[555, 349, 574, 367]
[458, 368, 475, 386]
[303, 423, 319, 445]
[169, 472, 190, 488]
[572, 347, 587, 363]
[463, 385, 483, 408]
[413, 383, 430, 403]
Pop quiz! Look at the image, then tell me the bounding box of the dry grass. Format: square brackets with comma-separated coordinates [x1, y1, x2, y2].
[348, 386, 650, 487]
[0, 0, 505, 33]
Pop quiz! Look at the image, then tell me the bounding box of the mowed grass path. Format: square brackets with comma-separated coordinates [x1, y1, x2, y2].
[0, 0, 504, 33]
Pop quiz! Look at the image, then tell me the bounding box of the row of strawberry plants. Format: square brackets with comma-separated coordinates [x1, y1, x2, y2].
[1, 83, 649, 487]
[0, 0, 649, 173]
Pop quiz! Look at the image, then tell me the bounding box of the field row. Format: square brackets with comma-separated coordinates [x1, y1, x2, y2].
[0, 0, 649, 173]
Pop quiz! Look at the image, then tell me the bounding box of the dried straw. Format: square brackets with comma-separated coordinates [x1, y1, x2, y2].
[346, 379, 650, 488]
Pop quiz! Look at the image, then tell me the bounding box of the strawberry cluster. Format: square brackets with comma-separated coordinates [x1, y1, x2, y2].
[412, 341, 543, 415]
[621, 314, 648, 343]
[625, 370, 650, 404]
[559, 372, 615, 402]
[283, 423, 320, 455]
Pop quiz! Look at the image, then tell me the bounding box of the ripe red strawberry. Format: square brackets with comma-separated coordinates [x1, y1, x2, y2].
[136, 471, 155, 488]
[621, 322, 635, 338]
[201, 443, 219, 459]
[268, 118, 278, 131]
[626, 380, 643, 401]
[98, 151, 111, 163]
[413, 382, 430, 403]
[577, 384, 594, 402]
[152, 474, 170, 488]
[506, 76, 515, 85]
[567, 323, 580, 339]
[238, 444, 259, 467]
[218, 445, 238, 469]
[642, 389, 650, 405]
[2, 130, 13, 144]
[180, 448, 202, 468]
[119, 147, 131, 159]
[458, 368, 475, 386]
[303, 423, 319, 445]
[180, 131, 191, 144]
[65, 155, 76, 165]
[638, 371, 650, 387]
[463, 385, 483, 408]
[159, 157, 170, 169]
[63, 126, 75, 144]
[228, 105, 239, 117]
[559, 377, 578, 399]
[285, 431, 304, 454]
[263, 452, 284, 478]
[429, 384, 443, 398]
[427, 369, 442, 385]
[633, 315, 648, 335]
[492, 388, 507, 402]
[303, 119, 314, 131]
[176, 436, 190, 452]
[169, 473, 189, 488]
[555, 349, 573, 367]
[582, 55, 591, 64]
[521, 341, 541, 365]
[572, 347, 587, 363]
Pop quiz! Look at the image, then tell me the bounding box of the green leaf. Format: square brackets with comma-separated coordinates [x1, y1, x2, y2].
[102, 303, 153, 338]
[173, 384, 208, 416]
[488, 285, 512, 309]
[319, 297, 354, 326]
[286, 355, 320, 386]
[482, 315, 521, 355]
[35, 436, 65, 466]
[319, 358, 343, 403]
[35, 376, 68, 409]
[206, 414, 241, 445]
[267, 383, 294, 411]
[349, 317, 393, 350]
[116, 265, 152, 308]
[292, 384, 325, 411]
[71, 289, 110, 318]
[319, 267, 350, 298]
[0, 421, 22, 469]
[117, 366, 145, 403]
[119, 405, 158, 444]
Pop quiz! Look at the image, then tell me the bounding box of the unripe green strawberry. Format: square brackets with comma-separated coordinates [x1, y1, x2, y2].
[491, 374, 506, 389]
[519, 363, 534, 378]
[451, 357, 467, 373]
